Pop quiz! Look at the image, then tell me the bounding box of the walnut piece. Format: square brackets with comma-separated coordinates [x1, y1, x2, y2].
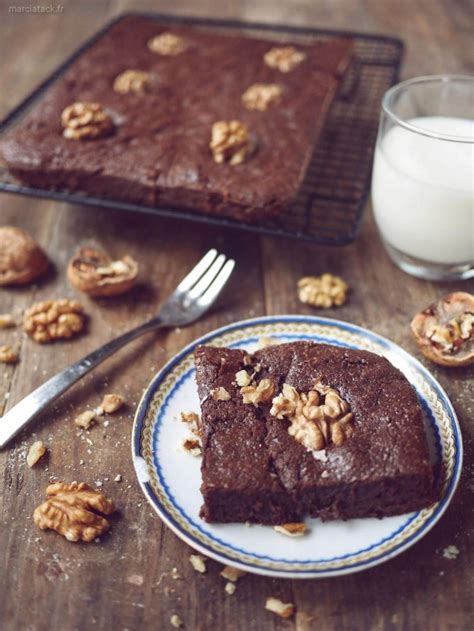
[264, 46, 306, 72]
[273, 522, 307, 537]
[265, 597, 296, 619]
[211, 386, 231, 401]
[74, 410, 97, 430]
[61, 102, 114, 141]
[0, 226, 49, 286]
[235, 369, 252, 387]
[225, 582, 236, 595]
[33, 482, 115, 542]
[182, 438, 202, 457]
[148, 32, 187, 55]
[113, 69, 151, 94]
[242, 83, 283, 111]
[240, 378, 275, 405]
[189, 554, 207, 573]
[0, 314, 16, 328]
[0, 345, 18, 364]
[180, 411, 199, 424]
[24, 299, 85, 344]
[27, 440, 47, 467]
[220, 566, 247, 582]
[298, 273, 349, 308]
[99, 393, 125, 414]
[210, 120, 255, 165]
[68, 246, 138, 297]
[270, 382, 353, 451]
[411, 292, 474, 367]
[170, 614, 183, 628]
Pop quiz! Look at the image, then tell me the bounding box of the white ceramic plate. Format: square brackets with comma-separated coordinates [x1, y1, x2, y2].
[132, 316, 462, 578]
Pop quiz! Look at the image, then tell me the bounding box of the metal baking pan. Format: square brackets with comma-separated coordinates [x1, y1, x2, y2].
[0, 13, 404, 245]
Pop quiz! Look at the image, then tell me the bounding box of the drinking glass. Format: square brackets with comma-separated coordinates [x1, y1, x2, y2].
[371, 75, 474, 280]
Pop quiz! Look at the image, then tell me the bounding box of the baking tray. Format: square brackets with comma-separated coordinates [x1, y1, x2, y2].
[0, 13, 404, 245]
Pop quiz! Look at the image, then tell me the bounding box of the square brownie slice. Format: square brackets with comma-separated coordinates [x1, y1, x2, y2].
[194, 341, 436, 524]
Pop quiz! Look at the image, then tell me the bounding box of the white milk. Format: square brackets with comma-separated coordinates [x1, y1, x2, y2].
[372, 116, 474, 265]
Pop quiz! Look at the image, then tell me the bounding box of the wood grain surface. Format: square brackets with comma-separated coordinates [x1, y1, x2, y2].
[0, 1, 472, 630]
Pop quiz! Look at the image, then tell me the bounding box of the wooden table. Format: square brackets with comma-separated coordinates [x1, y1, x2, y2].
[0, 1, 472, 629]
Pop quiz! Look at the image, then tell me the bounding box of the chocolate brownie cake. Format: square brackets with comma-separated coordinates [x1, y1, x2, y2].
[194, 341, 436, 524]
[0, 15, 352, 222]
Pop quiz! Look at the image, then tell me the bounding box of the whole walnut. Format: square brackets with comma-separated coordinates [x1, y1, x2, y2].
[0, 226, 49, 286]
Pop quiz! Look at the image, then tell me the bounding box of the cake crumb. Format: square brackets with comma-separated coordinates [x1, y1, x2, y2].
[265, 597, 295, 619]
[225, 581, 236, 595]
[170, 614, 183, 628]
[189, 554, 207, 573]
[171, 567, 182, 580]
[442, 545, 460, 560]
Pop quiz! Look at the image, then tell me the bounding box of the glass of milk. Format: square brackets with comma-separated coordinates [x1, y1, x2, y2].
[371, 75, 474, 280]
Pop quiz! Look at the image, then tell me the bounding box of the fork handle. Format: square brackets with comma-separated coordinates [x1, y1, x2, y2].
[0, 317, 163, 449]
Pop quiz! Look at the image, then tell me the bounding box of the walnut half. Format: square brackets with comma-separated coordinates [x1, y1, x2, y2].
[24, 299, 86, 344]
[0, 226, 49, 286]
[113, 69, 151, 94]
[298, 273, 349, 308]
[264, 46, 306, 72]
[67, 247, 138, 297]
[148, 32, 187, 55]
[210, 120, 255, 165]
[61, 102, 114, 141]
[270, 382, 354, 451]
[242, 83, 283, 111]
[33, 482, 115, 542]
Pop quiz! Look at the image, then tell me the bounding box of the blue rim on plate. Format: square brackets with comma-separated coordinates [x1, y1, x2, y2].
[131, 315, 462, 578]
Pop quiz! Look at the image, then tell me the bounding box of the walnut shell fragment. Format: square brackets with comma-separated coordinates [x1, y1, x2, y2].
[0, 226, 49, 286]
[67, 247, 138, 297]
[33, 482, 115, 542]
[411, 292, 474, 367]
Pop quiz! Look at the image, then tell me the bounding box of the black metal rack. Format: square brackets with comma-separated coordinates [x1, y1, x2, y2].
[0, 13, 404, 245]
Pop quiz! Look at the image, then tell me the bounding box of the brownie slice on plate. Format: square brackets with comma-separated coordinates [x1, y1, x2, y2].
[194, 341, 436, 524]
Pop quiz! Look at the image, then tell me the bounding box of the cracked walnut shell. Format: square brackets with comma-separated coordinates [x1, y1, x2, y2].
[61, 102, 114, 140]
[0, 226, 49, 286]
[411, 292, 474, 367]
[113, 69, 151, 94]
[33, 482, 115, 542]
[67, 246, 138, 297]
[264, 46, 306, 72]
[210, 120, 255, 165]
[242, 83, 283, 111]
[148, 32, 187, 55]
[24, 299, 86, 344]
[298, 273, 349, 308]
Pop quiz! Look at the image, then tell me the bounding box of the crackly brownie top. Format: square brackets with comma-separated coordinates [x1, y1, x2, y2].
[194, 341, 433, 495]
[1, 15, 352, 208]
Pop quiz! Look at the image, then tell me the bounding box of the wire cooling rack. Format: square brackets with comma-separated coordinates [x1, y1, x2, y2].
[0, 13, 403, 245]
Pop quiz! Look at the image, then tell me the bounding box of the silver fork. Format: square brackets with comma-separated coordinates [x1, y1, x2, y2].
[0, 249, 235, 449]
